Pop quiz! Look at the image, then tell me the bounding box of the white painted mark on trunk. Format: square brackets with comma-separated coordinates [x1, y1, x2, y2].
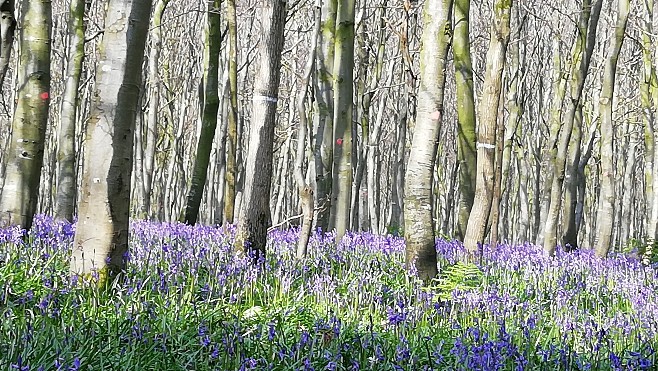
[93, 178, 101, 183]
[253, 95, 278, 103]
[477, 142, 496, 150]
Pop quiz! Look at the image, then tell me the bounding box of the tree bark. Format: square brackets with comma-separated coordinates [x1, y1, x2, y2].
[595, 0, 630, 258]
[295, 1, 320, 259]
[0, 0, 51, 230]
[54, 0, 85, 222]
[312, 0, 336, 232]
[224, 0, 239, 224]
[463, 0, 511, 256]
[453, 0, 476, 241]
[234, 0, 287, 260]
[71, 0, 153, 278]
[403, 0, 453, 281]
[329, 0, 356, 241]
[183, 0, 221, 225]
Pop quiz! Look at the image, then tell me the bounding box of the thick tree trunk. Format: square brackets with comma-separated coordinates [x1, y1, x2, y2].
[71, 0, 152, 278]
[329, 0, 356, 241]
[0, 0, 51, 230]
[54, 0, 85, 222]
[463, 0, 511, 256]
[595, 0, 629, 258]
[183, 1, 221, 225]
[453, 0, 476, 241]
[403, 0, 453, 281]
[234, 0, 287, 260]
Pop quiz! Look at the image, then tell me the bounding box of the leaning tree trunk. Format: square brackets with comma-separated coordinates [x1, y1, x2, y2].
[0, 0, 51, 230]
[54, 0, 85, 222]
[71, 0, 153, 279]
[0, 0, 16, 91]
[453, 0, 477, 241]
[329, 0, 356, 241]
[403, 0, 453, 281]
[234, 0, 287, 260]
[224, 0, 239, 224]
[463, 0, 512, 256]
[595, 0, 630, 258]
[183, 0, 221, 225]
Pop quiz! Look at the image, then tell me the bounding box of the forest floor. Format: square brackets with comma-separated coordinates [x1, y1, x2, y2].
[1, 215, 657, 370]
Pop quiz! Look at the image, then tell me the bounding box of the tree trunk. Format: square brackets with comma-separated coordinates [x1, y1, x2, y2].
[295, 1, 319, 258]
[595, 0, 629, 258]
[224, 0, 239, 224]
[312, 0, 336, 232]
[0, 0, 51, 230]
[71, 0, 152, 278]
[544, 0, 601, 253]
[453, 0, 476, 241]
[403, 0, 453, 281]
[54, 0, 85, 222]
[183, 0, 221, 225]
[0, 0, 16, 91]
[463, 0, 512, 256]
[329, 0, 356, 241]
[234, 0, 287, 260]
[141, 0, 169, 219]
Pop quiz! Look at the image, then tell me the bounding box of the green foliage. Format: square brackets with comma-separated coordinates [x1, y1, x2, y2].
[429, 261, 484, 301]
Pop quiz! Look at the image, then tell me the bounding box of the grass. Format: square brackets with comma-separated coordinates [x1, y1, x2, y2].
[0, 214, 656, 370]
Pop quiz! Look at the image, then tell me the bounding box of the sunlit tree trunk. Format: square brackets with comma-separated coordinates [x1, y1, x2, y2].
[234, 0, 287, 259]
[183, 0, 220, 225]
[463, 0, 512, 256]
[0, 0, 51, 230]
[453, 0, 476, 241]
[224, 0, 239, 224]
[329, 0, 356, 240]
[595, 0, 630, 258]
[0, 0, 16, 90]
[403, 0, 453, 281]
[54, 0, 85, 222]
[71, 0, 153, 278]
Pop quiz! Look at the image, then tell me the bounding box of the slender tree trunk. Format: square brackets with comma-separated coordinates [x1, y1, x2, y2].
[403, 0, 453, 281]
[183, 1, 221, 225]
[595, 0, 630, 258]
[71, 0, 153, 278]
[54, 0, 85, 222]
[0, 0, 15, 91]
[295, 1, 319, 258]
[234, 0, 287, 260]
[544, 0, 601, 254]
[329, 0, 356, 240]
[312, 0, 336, 231]
[141, 0, 169, 219]
[0, 0, 51, 230]
[463, 0, 512, 256]
[224, 0, 239, 224]
[453, 0, 476, 241]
